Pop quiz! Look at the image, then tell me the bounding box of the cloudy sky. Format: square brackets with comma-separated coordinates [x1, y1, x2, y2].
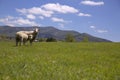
[0, 0, 120, 42]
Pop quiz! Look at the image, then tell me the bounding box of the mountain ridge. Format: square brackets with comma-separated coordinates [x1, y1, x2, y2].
[0, 26, 112, 42]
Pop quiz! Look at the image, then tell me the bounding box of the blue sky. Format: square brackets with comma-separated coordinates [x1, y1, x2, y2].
[0, 0, 120, 42]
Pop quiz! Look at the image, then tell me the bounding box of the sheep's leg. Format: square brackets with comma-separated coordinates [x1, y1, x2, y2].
[23, 39, 27, 46]
[16, 37, 19, 46]
[16, 41, 19, 46]
[16, 39, 18, 46]
[30, 40, 32, 46]
[23, 41, 25, 45]
[16, 42, 18, 46]
[20, 38, 23, 46]
[19, 41, 21, 46]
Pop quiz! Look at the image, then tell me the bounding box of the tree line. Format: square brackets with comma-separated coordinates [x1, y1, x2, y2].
[39, 34, 89, 42]
[0, 34, 89, 42]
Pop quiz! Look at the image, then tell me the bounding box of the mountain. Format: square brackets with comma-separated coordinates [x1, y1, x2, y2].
[0, 26, 112, 42]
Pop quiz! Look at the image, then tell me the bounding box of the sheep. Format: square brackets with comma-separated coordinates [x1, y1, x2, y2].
[16, 32, 29, 46]
[15, 28, 39, 46]
[18, 28, 39, 35]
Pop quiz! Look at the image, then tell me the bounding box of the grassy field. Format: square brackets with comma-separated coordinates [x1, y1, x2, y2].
[0, 41, 120, 80]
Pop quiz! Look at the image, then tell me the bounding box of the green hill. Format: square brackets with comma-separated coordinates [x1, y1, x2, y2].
[0, 41, 120, 80]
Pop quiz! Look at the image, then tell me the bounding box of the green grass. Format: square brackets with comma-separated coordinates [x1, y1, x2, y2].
[0, 41, 120, 80]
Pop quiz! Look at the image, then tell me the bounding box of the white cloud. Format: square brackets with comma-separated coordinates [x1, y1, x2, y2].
[39, 16, 44, 20]
[16, 3, 79, 24]
[78, 13, 91, 17]
[16, 7, 54, 17]
[6, 24, 15, 27]
[81, 0, 104, 6]
[6, 16, 14, 20]
[26, 14, 36, 19]
[28, 7, 54, 17]
[16, 3, 78, 18]
[1, 3, 82, 27]
[0, 16, 40, 26]
[90, 25, 96, 29]
[0, 18, 7, 22]
[16, 18, 37, 26]
[16, 8, 27, 14]
[51, 17, 65, 23]
[42, 3, 78, 14]
[97, 30, 108, 33]
[90, 25, 108, 33]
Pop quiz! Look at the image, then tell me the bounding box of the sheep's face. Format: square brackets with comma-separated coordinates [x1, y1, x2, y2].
[34, 28, 39, 33]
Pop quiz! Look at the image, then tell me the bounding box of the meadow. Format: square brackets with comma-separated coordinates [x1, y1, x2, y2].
[0, 41, 120, 80]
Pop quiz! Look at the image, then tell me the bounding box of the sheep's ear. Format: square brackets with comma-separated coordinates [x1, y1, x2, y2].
[37, 28, 40, 31]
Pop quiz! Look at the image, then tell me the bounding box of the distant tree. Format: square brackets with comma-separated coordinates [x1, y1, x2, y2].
[0, 34, 7, 40]
[82, 36, 89, 42]
[46, 37, 57, 42]
[39, 38, 47, 42]
[65, 34, 75, 42]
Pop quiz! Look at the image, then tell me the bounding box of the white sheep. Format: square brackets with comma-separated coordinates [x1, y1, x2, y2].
[15, 28, 39, 46]
[18, 28, 39, 35]
[16, 32, 29, 46]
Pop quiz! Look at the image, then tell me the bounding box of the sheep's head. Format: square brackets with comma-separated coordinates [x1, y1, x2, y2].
[33, 28, 39, 34]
